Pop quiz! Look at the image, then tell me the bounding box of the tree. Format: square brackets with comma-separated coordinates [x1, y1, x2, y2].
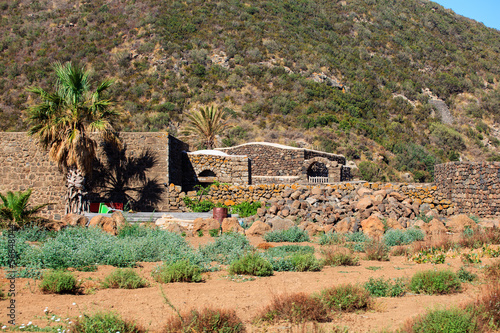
[27, 62, 120, 215]
[0, 189, 50, 228]
[184, 105, 228, 149]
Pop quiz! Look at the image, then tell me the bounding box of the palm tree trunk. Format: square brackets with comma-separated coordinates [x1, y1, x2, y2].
[65, 168, 88, 215]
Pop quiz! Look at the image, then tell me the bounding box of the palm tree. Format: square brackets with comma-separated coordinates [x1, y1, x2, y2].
[0, 189, 50, 228]
[27, 62, 120, 215]
[184, 105, 227, 149]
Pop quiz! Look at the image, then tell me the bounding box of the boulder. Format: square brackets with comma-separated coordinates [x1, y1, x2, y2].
[334, 217, 354, 234]
[62, 213, 88, 227]
[268, 216, 295, 231]
[246, 221, 271, 236]
[389, 191, 406, 201]
[193, 218, 220, 232]
[221, 217, 245, 234]
[428, 219, 447, 235]
[386, 218, 404, 230]
[305, 223, 323, 235]
[311, 187, 323, 196]
[356, 197, 373, 211]
[360, 215, 385, 240]
[44, 221, 66, 232]
[111, 211, 126, 230]
[357, 187, 373, 197]
[164, 222, 187, 235]
[88, 215, 118, 235]
[446, 214, 479, 233]
[290, 190, 302, 200]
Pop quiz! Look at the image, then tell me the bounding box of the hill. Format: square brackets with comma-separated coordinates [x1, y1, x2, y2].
[1, 0, 500, 182]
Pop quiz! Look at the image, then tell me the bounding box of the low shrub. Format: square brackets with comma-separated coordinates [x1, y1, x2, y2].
[291, 253, 323, 272]
[319, 232, 345, 245]
[457, 267, 477, 283]
[364, 277, 407, 297]
[71, 311, 144, 333]
[265, 244, 314, 257]
[485, 261, 500, 280]
[165, 308, 245, 333]
[209, 228, 220, 237]
[229, 253, 273, 277]
[40, 270, 80, 294]
[117, 223, 149, 238]
[409, 269, 462, 295]
[390, 245, 410, 256]
[364, 240, 390, 261]
[16, 225, 57, 242]
[400, 307, 479, 333]
[321, 247, 359, 266]
[102, 268, 148, 289]
[470, 283, 500, 330]
[152, 260, 203, 283]
[319, 284, 371, 312]
[230, 201, 261, 218]
[263, 227, 310, 243]
[183, 197, 215, 212]
[258, 292, 329, 323]
[345, 232, 370, 243]
[383, 228, 425, 247]
[199, 232, 253, 265]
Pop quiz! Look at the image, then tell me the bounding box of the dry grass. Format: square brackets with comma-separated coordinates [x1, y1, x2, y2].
[364, 240, 389, 261]
[485, 261, 500, 281]
[410, 235, 457, 254]
[257, 242, 274, 250]
[390, 245, 410, 256]
[165, 308, 245, 333]
[257, 292, 330, 324]
[321, 246, 359, 266]
[472, 283, 500, 329]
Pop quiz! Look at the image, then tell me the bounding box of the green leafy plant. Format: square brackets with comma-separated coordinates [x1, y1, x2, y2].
[403, 307, 478, 333]
[409, 269, 462, 295]
[229, 253, 273, 277]
[102, 268, 148, 289]
[209, 228, 220, 237]
[364, 277, 407, 297]
[0, 189, 50, 228]
[40, 269, 80, 294]
[319, 232, 345, 245]
[199, 232, 253, 265]
[230, 201, 261, 218]
[263, 227, 310, 243]
[290, 253, 323, 272]
[383, 228, 425, 247]
[71, 311, 145, 333]
[457, 267, 477, 283]
[183, 105, 228, 149]
[152, 260, 203, 283]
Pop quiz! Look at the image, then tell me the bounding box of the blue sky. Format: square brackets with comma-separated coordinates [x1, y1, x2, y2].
[432, 0, 500, 31]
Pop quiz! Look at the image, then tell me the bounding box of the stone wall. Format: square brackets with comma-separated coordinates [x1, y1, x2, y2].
[216, 142, 347, 182]
[186, 153, 249, 186]
[435, 162, 500, 217]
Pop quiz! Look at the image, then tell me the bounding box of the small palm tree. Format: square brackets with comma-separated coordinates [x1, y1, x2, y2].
[0, 189, 50, 228]
[184, 105, 228, 149]
[27, 62, 120, 215]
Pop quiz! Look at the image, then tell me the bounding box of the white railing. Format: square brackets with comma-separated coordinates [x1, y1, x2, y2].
[308, 176, 329, 184]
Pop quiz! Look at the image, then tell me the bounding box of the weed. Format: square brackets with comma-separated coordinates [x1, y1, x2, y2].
[197, 230, 204, 237]
[461, 252, 482, 264]
[486, 261, 500, 280]
[383, 228, 425, 247]
[365, 240, 390, 261]
[230, 201, 261, 218]
[457, 267, 477, 283]
[366, 266, 382, 271]
[209, 228, 220, 237]
[117, 223, 149, 238]
[152, 260, 203, 283]
[400, 307, 479, 333]
[102, 268, 148, 289]
[391, 245, 410, 256]
[470, 283, 500, 329]
[291, 253, 323, 272]
[409, 269, 462, 295]
[165, 308, 245, 332]
[263, 227, 310, 243]
[71, 311, 145, 333]
[229, 253, 273, 277]
[321, 247, 359, 266]
[319, 232, 345, 245]
[364, 277, 407, 297]
[40, 270, 80, 294]
[416, 213, 433, 223]
[345, 231, 371, 243]
[258, 292, 329, 323]
[319, 284, 371, 312]
[199, 232, 253, 265]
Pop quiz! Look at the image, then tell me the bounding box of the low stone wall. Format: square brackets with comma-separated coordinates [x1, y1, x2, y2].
[186, 153, 249, 185]
[435, 162, 500, 217]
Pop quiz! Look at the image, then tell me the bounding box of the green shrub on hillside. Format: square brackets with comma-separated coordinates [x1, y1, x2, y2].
[410, 270, 462, 295]
[40, 270, 80, 294]
[152, 260, 203, 283]
[263, 227, 310, 243]
[229, 253, 273, 276]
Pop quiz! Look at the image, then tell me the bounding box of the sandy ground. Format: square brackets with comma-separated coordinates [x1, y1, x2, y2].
[0, 235, 497, 333]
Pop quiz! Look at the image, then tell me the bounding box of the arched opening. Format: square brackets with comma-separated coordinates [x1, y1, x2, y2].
[307, 162, 329, 180]
[197, 169, 217, 186]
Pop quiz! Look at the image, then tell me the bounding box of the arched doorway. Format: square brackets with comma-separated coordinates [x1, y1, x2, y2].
[197, 169, 217, 186]
[307, 162, 329, 182]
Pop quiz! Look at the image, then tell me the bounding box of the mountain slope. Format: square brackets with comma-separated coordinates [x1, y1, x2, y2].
[1, 0, 499, 182]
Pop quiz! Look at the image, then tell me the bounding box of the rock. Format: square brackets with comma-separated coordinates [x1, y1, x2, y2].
[257, 207, 267, 217]
[305, 197, 317, 205]
[428, 219, 447, 235]
[386, 218, 404, 230]
[268, 216, 295, 231]
[280, 208, 290, 217]
[290, 190, 302, 200]
[193, 218, 220, 232]
[401, 173, 414, 182]
[221, 217, 245, 234]
[305, 223, 323, 235]
[111, 211, 126, 230]
[360, 215, 385, 239]
[357, 187, 373, 197]
[164, 222, 187, 235]
[247, 221, 271, 236]
[356, 197, 373, 211]
[389, 192, 406, 201]
[44, 221, 66, 232]
[269, 205, 279, 215]
[419, 203, 432, 214]
[88, 215, 118, 235]
[334, 217, 354, 234]
[311, 187, 323, 196]
[446, 214, 479, 233]
[62, 213, 88, 227]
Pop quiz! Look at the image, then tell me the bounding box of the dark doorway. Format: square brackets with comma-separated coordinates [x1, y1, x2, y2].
[307, 162, 329, 178]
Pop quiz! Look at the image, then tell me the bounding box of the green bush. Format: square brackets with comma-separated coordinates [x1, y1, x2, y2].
[290, 253, 323, 272]
[319, 284, 371, 312]
[230, 201, 261, 218]
[408, 308, 479, 333]
[364, 277, 407, 297]
[71, 311, 144, 333]
[457, 267, 477, 283]
[40, 270, 80, 294]
[229, 253, 273, 277]
[102, 268, 148, 289]
[263, 227, 310, 243]
[383, 228, 425, 247]
[183, 197, 215, 212]
[365, 240, 390, 261]
[199, 232, 253, 265]
[262, 245, 315, 272]
[358, 161, 384, 182]
[321, 248, 359, 266]
[152, 260, 203, 283]
[319, 232, 345, 245]
[410, 270, 462, 295]
[117, 223, 149, 238]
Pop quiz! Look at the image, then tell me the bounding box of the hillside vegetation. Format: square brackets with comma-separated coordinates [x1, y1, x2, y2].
[1, 0, 500, 182]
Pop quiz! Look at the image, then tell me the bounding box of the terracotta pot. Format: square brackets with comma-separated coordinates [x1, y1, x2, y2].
[213, 207, 228, 223]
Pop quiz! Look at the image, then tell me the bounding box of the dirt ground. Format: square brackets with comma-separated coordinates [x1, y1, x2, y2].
[0, 235, 497, 333]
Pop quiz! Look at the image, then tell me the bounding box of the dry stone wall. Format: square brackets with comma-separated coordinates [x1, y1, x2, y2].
[435, 162, 500, 217]
[186, 153, 249, 185]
